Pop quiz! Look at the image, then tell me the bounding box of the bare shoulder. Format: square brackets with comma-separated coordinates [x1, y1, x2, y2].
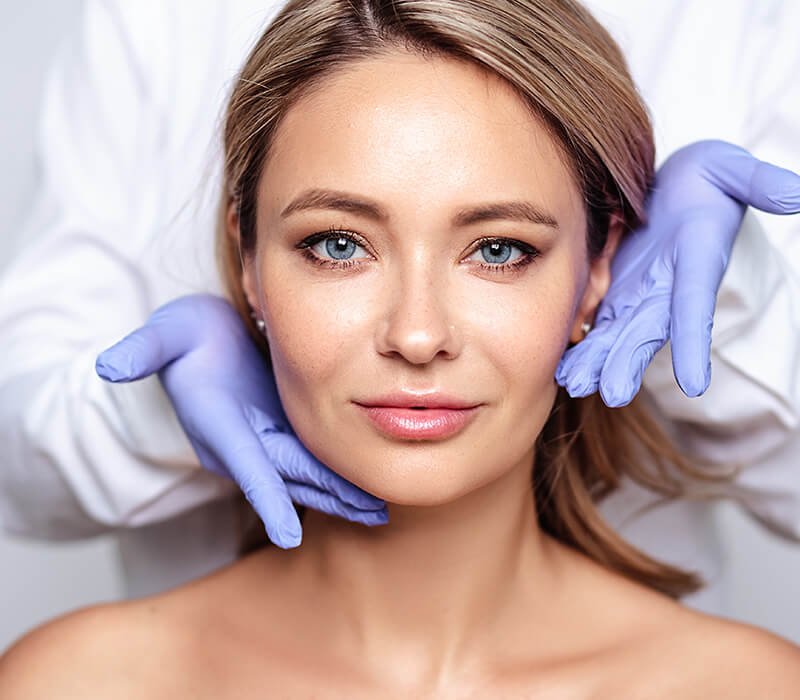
[0, 557, 268, 699]
[650, 608, 800, 698]
[697, 615, 800, 696]
[569, 558, 800, 699]
[0, 595, 192, 699]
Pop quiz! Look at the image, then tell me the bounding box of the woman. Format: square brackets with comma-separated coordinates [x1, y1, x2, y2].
[2, 0, 799, 695]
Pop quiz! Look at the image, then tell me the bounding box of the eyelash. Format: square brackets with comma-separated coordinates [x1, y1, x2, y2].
[296, 225, 541, 275]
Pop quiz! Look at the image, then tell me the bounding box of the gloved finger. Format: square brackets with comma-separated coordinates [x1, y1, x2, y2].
[95, 298, 206, 382]
[204, 414, 303, 549]
[285, 481, 389, 526]
[189, 435, 234, 481]
[95, 324, 172, 382]
[701, 141, 800, 214]
[555, 306, 618, 386]
[599, 292, 671, 408]
[94, 296, 230, 382]
[248, 407, 385, 512]
[668, 222, 728, 397]
[556, 309, 636, 397]
[751, 160, 800, 213]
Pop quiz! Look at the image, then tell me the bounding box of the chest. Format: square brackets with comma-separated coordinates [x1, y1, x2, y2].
[149, 638, 689, 700]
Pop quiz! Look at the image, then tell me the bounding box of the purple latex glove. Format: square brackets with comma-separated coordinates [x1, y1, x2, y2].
[556, 139, 800, 407]
[95, 294, 387, 548]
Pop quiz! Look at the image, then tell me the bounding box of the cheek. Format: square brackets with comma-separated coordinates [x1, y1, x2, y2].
[258, 266, 346, 390]
[473, 262, 581, 481]
[472, 262, 580, 379]
[256, 258, 378, 456]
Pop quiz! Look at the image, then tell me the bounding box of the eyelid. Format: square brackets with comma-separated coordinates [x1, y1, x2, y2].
[467, 235, 528, 254]
[297, 227, 373, 253]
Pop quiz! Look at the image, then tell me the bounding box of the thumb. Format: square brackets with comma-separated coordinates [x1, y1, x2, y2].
[749, 160, 800, 214]
[95, 326, 170, 382]
[701, 141, 800, 214]
[95, 303, 198, 382]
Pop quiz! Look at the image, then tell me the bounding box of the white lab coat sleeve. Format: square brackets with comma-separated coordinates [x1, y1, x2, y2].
[0, 0, 237, 540]
[641, 1, 800, 540]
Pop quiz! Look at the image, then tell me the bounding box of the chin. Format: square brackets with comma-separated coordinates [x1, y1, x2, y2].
[343, 462, 490, 508]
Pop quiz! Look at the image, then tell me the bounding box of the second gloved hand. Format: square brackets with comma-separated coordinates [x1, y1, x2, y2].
[95, 294, 388, 548]
[556, 139, 800, 407]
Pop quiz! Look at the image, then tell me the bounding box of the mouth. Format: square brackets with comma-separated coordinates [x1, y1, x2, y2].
[354, 403, 482, 440]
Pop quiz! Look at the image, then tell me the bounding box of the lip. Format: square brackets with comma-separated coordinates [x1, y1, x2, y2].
[355, 404, 483, 440]
[354, 391, 481, 410]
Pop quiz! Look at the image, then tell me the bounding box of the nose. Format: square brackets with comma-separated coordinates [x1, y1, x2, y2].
[374, 256, 463, 365]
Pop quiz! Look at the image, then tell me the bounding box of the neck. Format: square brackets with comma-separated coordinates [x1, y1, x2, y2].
[294, 448, 566, 686]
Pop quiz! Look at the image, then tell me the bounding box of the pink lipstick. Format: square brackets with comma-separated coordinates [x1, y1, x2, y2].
[354, 404, 482, 440]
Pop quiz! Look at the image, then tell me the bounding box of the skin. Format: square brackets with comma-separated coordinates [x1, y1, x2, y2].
[3, 48, 800, 698]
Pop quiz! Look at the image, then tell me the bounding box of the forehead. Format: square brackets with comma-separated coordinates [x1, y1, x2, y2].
[258, 50, 584, 229]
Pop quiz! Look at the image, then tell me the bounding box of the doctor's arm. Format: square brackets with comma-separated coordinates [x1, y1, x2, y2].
[0, 0, 383, 547]
[557, 0, 800, 538]
[639, 19, 800, 539]
[0, 1, 203, 540]
[641, 208, 800, 540]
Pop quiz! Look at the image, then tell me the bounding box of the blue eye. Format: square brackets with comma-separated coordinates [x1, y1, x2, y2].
[466, 237, 540, 274]
[318, 234, 369, 261]
[467, 239, 522, 265]
[295, 226, 369, 269]
[296, 226, 540, 275]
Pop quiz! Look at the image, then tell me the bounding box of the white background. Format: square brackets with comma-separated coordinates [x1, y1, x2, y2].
[1, 0, 800, 654]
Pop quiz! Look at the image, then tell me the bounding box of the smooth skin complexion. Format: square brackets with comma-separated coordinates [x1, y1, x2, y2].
[2, 49, 799, 699]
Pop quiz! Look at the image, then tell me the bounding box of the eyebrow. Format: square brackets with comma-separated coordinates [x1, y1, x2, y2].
[280, 188, 559, 229]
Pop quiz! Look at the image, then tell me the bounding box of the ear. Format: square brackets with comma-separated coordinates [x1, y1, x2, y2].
[226, 200, 261, 313]
[568, 214, 625, 344]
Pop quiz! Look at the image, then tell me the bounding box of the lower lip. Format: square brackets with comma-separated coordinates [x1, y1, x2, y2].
[355, 404, 482, 440]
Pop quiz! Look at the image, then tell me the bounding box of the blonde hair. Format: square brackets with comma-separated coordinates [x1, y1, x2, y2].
[217, 0, 731, 598]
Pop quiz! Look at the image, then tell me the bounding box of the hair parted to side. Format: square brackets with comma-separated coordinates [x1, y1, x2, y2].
[216, 0, 734, 598]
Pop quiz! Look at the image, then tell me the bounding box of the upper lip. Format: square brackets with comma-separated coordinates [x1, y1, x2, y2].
[354, 391, 482, 409]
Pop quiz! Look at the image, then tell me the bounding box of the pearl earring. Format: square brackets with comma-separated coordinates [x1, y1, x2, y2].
[581, 321, 592, 337]
[249, 310, 266, 335]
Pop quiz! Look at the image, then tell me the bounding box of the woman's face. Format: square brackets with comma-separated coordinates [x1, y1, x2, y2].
[239, 50, 618, 505]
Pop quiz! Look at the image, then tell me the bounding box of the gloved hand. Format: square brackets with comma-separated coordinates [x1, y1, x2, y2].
[95, 294, 388, 549]
[556, 139, 800, 407]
